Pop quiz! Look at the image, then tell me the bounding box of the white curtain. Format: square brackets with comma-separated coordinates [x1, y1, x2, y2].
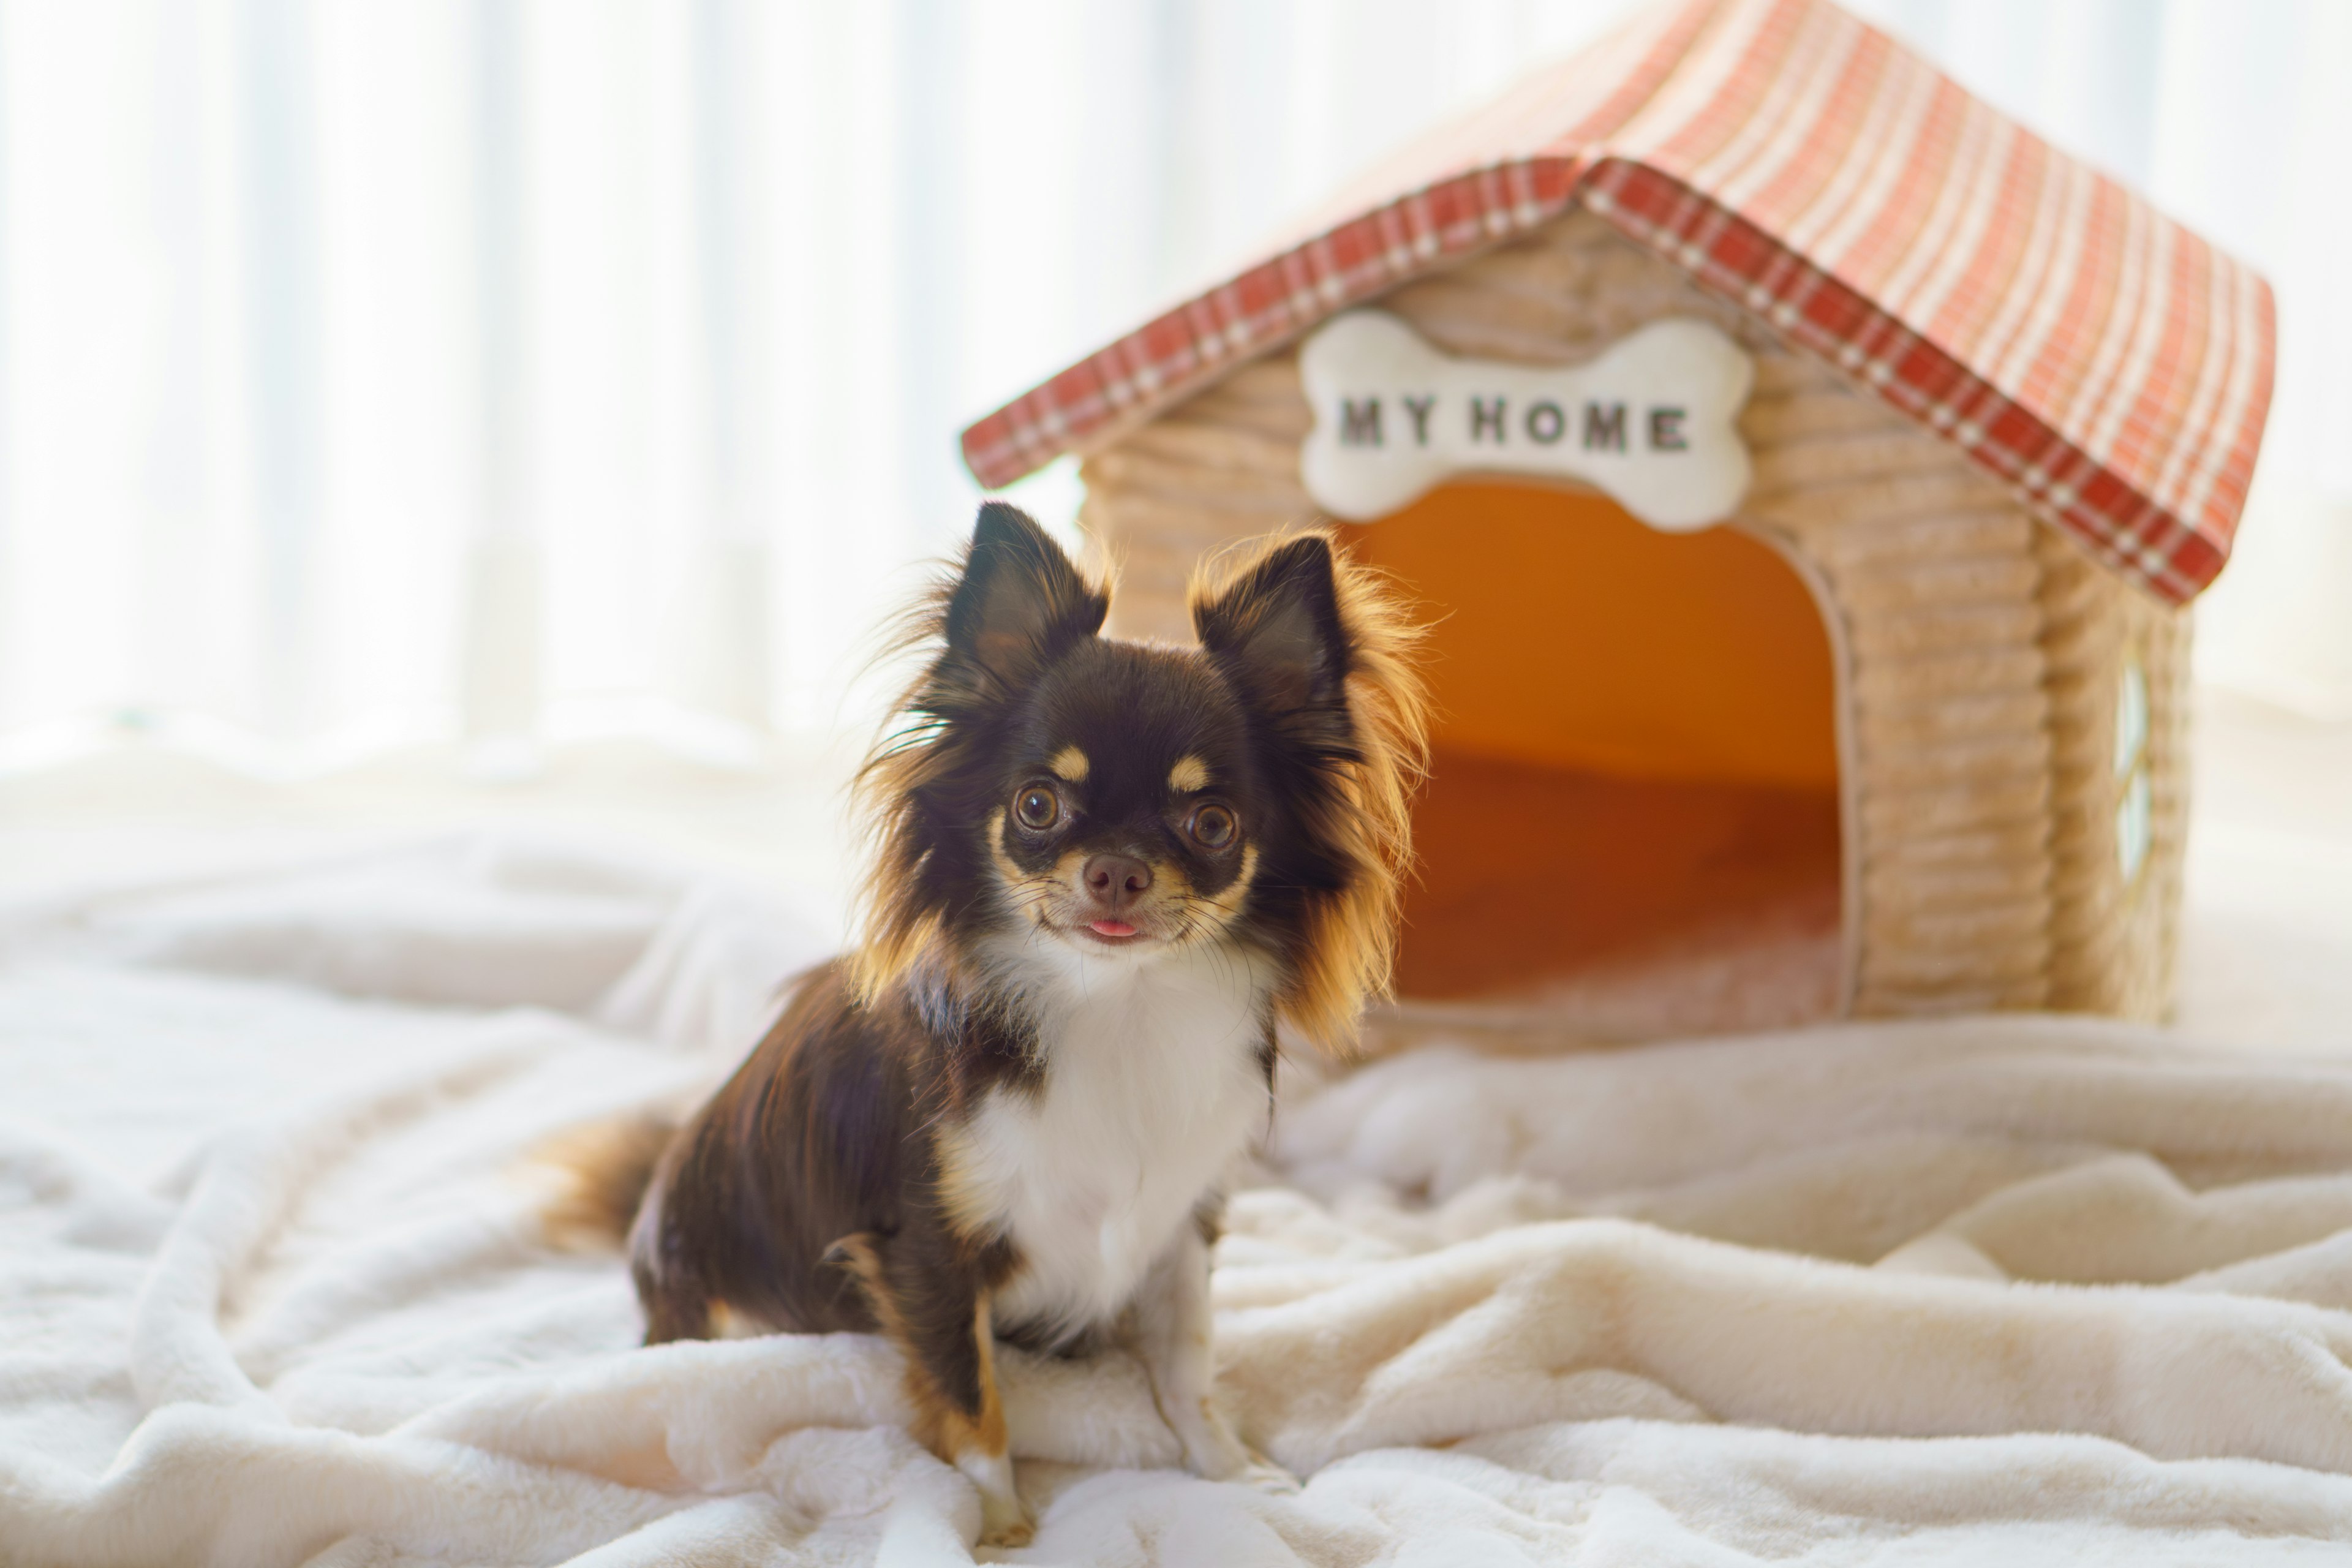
[1, 0, 2345, 775]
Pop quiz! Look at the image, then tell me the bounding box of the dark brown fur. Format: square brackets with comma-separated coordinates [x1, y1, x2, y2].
[625, 964, 1025, 1357]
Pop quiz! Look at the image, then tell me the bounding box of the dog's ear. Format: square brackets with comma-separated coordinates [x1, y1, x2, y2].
[1189, 530, 1429, 1056]
[943, 503, 1107, 688]
[1192, 533, 1349, 716]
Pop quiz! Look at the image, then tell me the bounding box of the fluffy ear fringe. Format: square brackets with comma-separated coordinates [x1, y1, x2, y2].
[847, 522, 1114, 1004]
[1188, 528, 1430, 1057]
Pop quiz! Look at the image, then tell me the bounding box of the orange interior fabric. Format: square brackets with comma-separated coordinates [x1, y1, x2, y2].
[1336, 484, 1844, 1020]
[1396, 749, 1841, 1010]
[1337, 483, 1837, 790]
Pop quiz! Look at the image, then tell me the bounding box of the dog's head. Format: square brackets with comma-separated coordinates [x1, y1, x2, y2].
[854, 503, 1425, 1050]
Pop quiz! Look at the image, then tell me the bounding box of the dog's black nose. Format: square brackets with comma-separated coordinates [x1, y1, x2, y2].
[1082, 854, 1153, 910]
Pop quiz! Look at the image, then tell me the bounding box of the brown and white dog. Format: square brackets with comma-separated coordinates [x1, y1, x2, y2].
[548, 503, 1425, 1545]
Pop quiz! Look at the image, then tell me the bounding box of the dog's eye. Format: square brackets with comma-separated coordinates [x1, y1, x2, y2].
[1188, 804, 1237, 849]
[1014, 785, 1060, 830]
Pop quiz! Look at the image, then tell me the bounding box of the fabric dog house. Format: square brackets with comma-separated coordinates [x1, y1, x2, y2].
[959, 0, 2274, 1036]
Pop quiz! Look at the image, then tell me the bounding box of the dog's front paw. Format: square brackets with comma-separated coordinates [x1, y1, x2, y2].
[978, 1491, 1035, 1549]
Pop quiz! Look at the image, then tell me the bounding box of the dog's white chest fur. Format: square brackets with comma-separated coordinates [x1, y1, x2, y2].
[954, 940, 1273, 1341]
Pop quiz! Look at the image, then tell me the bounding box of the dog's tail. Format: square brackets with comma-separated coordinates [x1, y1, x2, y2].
[530, 1113, 676, 1252]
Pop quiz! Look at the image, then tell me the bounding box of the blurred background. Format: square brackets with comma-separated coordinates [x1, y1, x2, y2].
[1, 0, 2348, 1027]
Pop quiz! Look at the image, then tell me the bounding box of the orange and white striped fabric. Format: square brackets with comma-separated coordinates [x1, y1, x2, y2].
[959, 0, 2274, 605]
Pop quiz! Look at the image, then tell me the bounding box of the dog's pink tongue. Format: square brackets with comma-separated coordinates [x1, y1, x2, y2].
[1090, 919, 1139, 938]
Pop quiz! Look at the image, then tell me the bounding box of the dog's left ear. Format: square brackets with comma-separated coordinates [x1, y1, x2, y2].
[1192, 534, 1350, 717]
[943, 502, 1108, 690]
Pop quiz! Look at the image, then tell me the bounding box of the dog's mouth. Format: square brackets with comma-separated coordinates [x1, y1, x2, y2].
[1016, 873, 1193, 951]
[1071, 916, 1152, 948]
[1031, 910, 1166, 949]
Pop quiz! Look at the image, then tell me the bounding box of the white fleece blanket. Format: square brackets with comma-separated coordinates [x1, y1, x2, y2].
[9, 834, 2352, 1566]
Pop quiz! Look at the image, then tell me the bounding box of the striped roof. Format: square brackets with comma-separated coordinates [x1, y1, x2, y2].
[959, 0, 2274, 605]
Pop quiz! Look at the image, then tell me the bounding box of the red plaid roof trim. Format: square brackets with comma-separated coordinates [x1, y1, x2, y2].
[959, 0, 2275, 605]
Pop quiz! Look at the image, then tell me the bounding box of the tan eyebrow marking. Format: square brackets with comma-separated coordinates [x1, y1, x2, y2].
[1168, 755, 1209, 793]
[1048, 745, 1089, 782]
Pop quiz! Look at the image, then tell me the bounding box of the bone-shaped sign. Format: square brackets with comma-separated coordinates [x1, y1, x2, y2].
[1298, 311, 1754, 530]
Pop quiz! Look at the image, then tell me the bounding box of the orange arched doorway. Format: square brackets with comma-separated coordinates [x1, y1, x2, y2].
[1336, 483, 1845, 1036]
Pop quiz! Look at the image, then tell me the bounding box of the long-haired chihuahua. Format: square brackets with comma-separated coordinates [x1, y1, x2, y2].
[549, 503, 1426, 1545]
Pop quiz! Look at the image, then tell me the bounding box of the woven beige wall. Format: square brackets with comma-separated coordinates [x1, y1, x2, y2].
[1075, 208, 2186, 1023]
[2034, 527, 2192, 1020]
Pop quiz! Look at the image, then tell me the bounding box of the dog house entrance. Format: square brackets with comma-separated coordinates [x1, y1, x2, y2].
[1338, 483, 1844, 1038]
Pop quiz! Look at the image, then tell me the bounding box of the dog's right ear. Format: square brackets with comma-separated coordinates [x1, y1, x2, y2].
[941, 503, 1107, 690]
[1191, 533, 1350, 722]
